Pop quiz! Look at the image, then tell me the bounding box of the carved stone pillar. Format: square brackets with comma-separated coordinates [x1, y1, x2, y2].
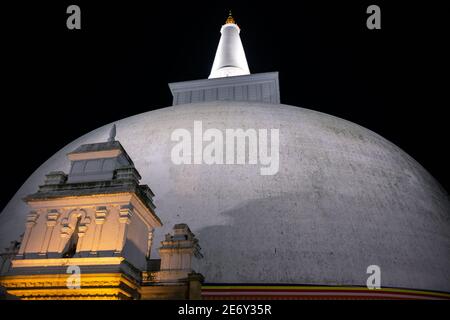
[91, 206, 108, 254]
[76, 225, 88, 254]
[57, 209, 91, 255]
[146, 227, 154, 259]
[39, 210, 60, 255]
[17, 211, 40, 257]
[115, 204, 133, 254]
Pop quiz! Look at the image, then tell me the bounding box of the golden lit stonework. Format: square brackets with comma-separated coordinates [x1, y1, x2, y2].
[0, 126, 204, 300]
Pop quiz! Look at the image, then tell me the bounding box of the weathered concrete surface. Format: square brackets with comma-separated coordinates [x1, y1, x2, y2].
[1, 101, 449, 292]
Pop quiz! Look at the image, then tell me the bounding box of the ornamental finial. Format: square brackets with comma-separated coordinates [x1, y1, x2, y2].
[108, 124, 116, 142]
[225, 10, 235, 24]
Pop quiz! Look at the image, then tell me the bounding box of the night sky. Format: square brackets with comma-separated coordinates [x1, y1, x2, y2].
[1, 1, 448, 210]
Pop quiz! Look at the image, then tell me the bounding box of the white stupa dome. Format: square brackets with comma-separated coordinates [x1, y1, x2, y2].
[1, 100, 449, 292]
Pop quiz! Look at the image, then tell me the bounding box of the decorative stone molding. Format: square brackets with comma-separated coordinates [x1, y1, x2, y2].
[44, 171, 67, 185]
[46, 209, 60, 227]
[90, 206, 109, 254]
[115, 167, 141, 184]
[60, 209, 91, 235]
[25, 211, 40, 227]
[118, 204, 133, 224]
[39, 209, 61, 255]
[95, 206, 108, 225]
[58, 209, 91, 254]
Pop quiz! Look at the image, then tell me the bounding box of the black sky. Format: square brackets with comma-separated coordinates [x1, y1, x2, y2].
[1, 1, 448, 210]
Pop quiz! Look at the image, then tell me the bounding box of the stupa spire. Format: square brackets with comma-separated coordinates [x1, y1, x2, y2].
[208, 11, 250, 79]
